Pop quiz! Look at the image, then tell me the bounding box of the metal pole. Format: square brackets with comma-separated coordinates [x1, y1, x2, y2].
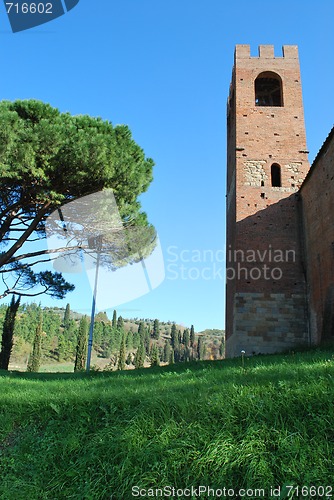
[86, 250, 101, 372]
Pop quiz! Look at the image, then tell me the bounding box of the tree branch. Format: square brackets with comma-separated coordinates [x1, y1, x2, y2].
[0, 201, 52, 268]
[0, 256, 60, 273]
[0, 287, 50, 300]
[6, 245, 88, 264]
[0, 199, 22, 220]
[0, 211, 18, 242]
[1, 237, 43, 242]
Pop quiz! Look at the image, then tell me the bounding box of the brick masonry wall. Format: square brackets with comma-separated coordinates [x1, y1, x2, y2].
[226, 45, 310, 357]
[300, 128, 334, 344]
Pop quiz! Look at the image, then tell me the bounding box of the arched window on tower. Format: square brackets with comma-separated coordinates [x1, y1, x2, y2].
[255, 72, 283, 107]
[271, 163, 281, 187]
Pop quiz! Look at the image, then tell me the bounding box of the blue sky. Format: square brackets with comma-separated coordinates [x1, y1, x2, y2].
[1, 0, 333, 331]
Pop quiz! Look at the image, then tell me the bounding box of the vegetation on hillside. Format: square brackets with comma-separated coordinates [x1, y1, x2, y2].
[0, 302, 225, 372]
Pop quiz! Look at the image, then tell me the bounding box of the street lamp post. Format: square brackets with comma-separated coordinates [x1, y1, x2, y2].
[86, 235, 102, 372]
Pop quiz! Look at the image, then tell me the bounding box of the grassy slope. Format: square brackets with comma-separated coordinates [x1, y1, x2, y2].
[0, 347, 333, 500]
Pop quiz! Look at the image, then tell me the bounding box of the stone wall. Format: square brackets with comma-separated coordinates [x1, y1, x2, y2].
[226, 292, 309, 357]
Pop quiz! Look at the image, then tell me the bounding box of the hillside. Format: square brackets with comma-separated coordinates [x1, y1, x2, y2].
[0, 345, 333, 499]
[0, 304, 225, 372]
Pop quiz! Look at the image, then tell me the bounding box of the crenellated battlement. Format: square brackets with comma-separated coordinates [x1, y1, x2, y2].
[235, 44, 298, 60]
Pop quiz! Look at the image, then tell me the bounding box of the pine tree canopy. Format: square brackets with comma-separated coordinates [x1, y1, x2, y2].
[0, 99, 156, 301]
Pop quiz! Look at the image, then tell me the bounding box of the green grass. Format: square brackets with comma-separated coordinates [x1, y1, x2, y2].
[0, 347, 334, 500]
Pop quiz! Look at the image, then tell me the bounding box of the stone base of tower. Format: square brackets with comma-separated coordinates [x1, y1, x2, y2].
[225, 292, 310, 358]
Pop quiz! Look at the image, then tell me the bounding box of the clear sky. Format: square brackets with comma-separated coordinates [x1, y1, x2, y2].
[1, 0, 333, 331]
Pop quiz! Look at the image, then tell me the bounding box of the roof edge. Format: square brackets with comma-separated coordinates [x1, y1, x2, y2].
[300, 125, 334, 190]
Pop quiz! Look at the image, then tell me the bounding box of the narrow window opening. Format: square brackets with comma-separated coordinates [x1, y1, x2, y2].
[255, 71, 283, 106]
[261, 181, 264, 186]
[271, 163, 281, 187]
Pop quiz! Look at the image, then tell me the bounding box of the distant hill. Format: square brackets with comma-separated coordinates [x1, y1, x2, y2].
[0, 303, 225, 372]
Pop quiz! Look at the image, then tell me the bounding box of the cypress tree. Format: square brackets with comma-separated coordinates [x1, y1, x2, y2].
[63, 303, 70, 329]
[138, 321, 145, 336]
[126, 330, 134, 350]
[133, 330, 140, 349]
[163, 340, 171, 363]
[190, 325, 195, 347]
[134, 340, 145, 369]
[152, 319, 160, 339]
[197, 337, 205, 360]
[57, 333, 66, 361]
[145, 328, 150, 355]
[117, 334, 126, 370]
[178, 329, 182, 345]
[184, 347, 191, 362]
[172, 324, 181, 362]
[170, 323, 177, 349]
[100, 322, 112, 358]
[173, 345, 180, 362]
[117, 316, 124, 330]
[219, 336, 225, 358]
[62, 306, 76, 360]
[183, 328, 190, 348]
[0, 296, 20, 370]
[112, 310, 117, 329]
[27, 312, 43, 372]
[74, 316, 88, 372]
[150, 343, 160, 366]
[138, 321, 149, 353]
[63, 318, 77, 342]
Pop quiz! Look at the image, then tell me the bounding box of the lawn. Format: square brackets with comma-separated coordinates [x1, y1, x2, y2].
[0, 347, 333, 499]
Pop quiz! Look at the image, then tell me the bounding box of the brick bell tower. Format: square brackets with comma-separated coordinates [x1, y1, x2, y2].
[225, 45, 311, 357]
